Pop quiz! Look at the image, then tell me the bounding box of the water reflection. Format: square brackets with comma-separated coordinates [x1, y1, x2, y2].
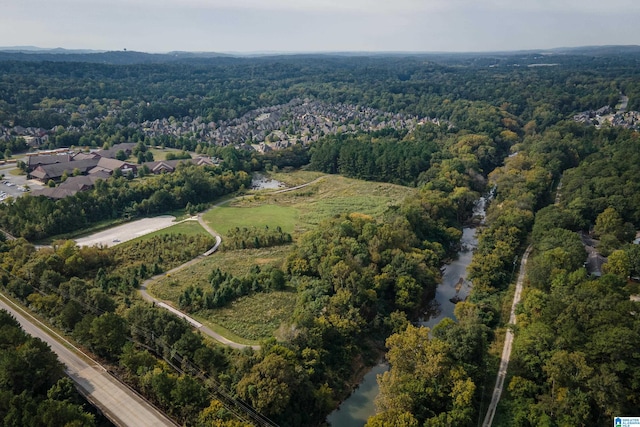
[326, 364, 389, 426]
[251, 172, 284, 190]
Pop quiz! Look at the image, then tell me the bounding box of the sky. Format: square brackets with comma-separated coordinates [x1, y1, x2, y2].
[1, 0, 639, 53]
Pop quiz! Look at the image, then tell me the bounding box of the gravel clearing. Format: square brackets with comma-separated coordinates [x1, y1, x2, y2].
[75, 215, 178, 248]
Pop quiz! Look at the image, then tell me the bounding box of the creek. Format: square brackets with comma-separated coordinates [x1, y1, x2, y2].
[326, 196, 488, 426]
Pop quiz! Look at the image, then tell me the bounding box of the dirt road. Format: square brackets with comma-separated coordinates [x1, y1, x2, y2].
[482, 245, 532, 427]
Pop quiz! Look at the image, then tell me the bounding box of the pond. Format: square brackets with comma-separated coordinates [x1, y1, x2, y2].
[251, 173, 284, 190]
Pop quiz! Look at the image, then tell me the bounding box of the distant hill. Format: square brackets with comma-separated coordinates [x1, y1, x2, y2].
[0, 49, 233, 65]
[548, 45, 640, 56]
[0, 46, 104, 54]
[0, 45, 638, 65]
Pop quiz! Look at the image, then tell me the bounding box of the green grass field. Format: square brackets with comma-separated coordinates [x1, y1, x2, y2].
[195, 291, 297, 341]
[205, 172, 416, 238]
[147, 245, 294, 341]
[203, 204, 299, 236]
[146, 147, 192, 161]
[149, 245, 290, 302]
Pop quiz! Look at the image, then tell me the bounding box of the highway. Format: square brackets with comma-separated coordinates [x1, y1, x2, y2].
[0, 294, 177, 427]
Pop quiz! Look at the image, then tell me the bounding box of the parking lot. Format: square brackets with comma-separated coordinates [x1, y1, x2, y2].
[74, 215, 181, 248]
[0, 161, 44, 202]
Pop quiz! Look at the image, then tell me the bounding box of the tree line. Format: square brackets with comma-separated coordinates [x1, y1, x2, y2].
[0, 163, 250, 240]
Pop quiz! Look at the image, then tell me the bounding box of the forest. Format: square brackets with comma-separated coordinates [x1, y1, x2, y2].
[1, 49, 640, 426]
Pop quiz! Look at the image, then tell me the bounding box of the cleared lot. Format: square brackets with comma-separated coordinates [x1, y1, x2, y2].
[75, 215, 178, 248]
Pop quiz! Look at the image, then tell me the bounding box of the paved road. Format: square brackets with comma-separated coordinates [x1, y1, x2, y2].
[482, 245, 532, 427]
[0, 294, 177, 427]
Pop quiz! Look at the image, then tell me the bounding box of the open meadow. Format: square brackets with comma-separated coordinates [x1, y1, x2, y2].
[204, 171, 416, 237]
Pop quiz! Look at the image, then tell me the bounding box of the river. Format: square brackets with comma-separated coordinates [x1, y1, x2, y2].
[326, 196, 488, 426]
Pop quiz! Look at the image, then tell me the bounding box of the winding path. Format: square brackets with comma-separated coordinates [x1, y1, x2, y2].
[138, 175, 326, 350]
[138, 219, 259, 350]
[482, 244, 532, 427]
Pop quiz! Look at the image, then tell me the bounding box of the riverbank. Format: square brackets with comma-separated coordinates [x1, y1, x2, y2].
[326, 195, 488, 426]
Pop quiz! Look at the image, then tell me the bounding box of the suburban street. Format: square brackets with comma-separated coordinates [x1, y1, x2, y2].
[0, 294, 177, 427]
[482, 245, 532, 427]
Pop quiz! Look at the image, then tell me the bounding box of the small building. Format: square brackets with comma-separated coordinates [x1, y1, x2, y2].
[94, 142, 137, 159]
[26, 154, 72, 171]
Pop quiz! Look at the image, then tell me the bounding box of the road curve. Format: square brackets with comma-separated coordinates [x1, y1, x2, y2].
[482, 244, 533, 427]
[0, 294, 177, 427]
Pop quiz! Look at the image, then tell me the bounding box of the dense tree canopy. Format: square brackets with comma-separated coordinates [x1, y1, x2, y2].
[1, 50, 640, 426]
[0, 310, 97, 426]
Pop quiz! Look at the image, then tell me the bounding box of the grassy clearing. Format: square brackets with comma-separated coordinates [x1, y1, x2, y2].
[204, 203, 299, 236]
[151, 171, 416, 341]
[149, 245, 290, 302]
[125, 220, 208, 243]
[268, 170, 326, 187]
[147, 250, 296, 342]
[211, 172, 416, 238]
[195, 290, 297, 341]
[147, 147, 191, 161]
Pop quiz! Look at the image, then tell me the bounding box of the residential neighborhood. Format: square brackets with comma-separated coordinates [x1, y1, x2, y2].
[136, 98, 443, 150]
[0, 98, 444, 154]
[573, 94, 640, 129]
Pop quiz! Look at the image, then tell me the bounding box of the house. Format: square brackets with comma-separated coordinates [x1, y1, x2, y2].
[145, 160, 176, 174]
[143, 157, 216, 174]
